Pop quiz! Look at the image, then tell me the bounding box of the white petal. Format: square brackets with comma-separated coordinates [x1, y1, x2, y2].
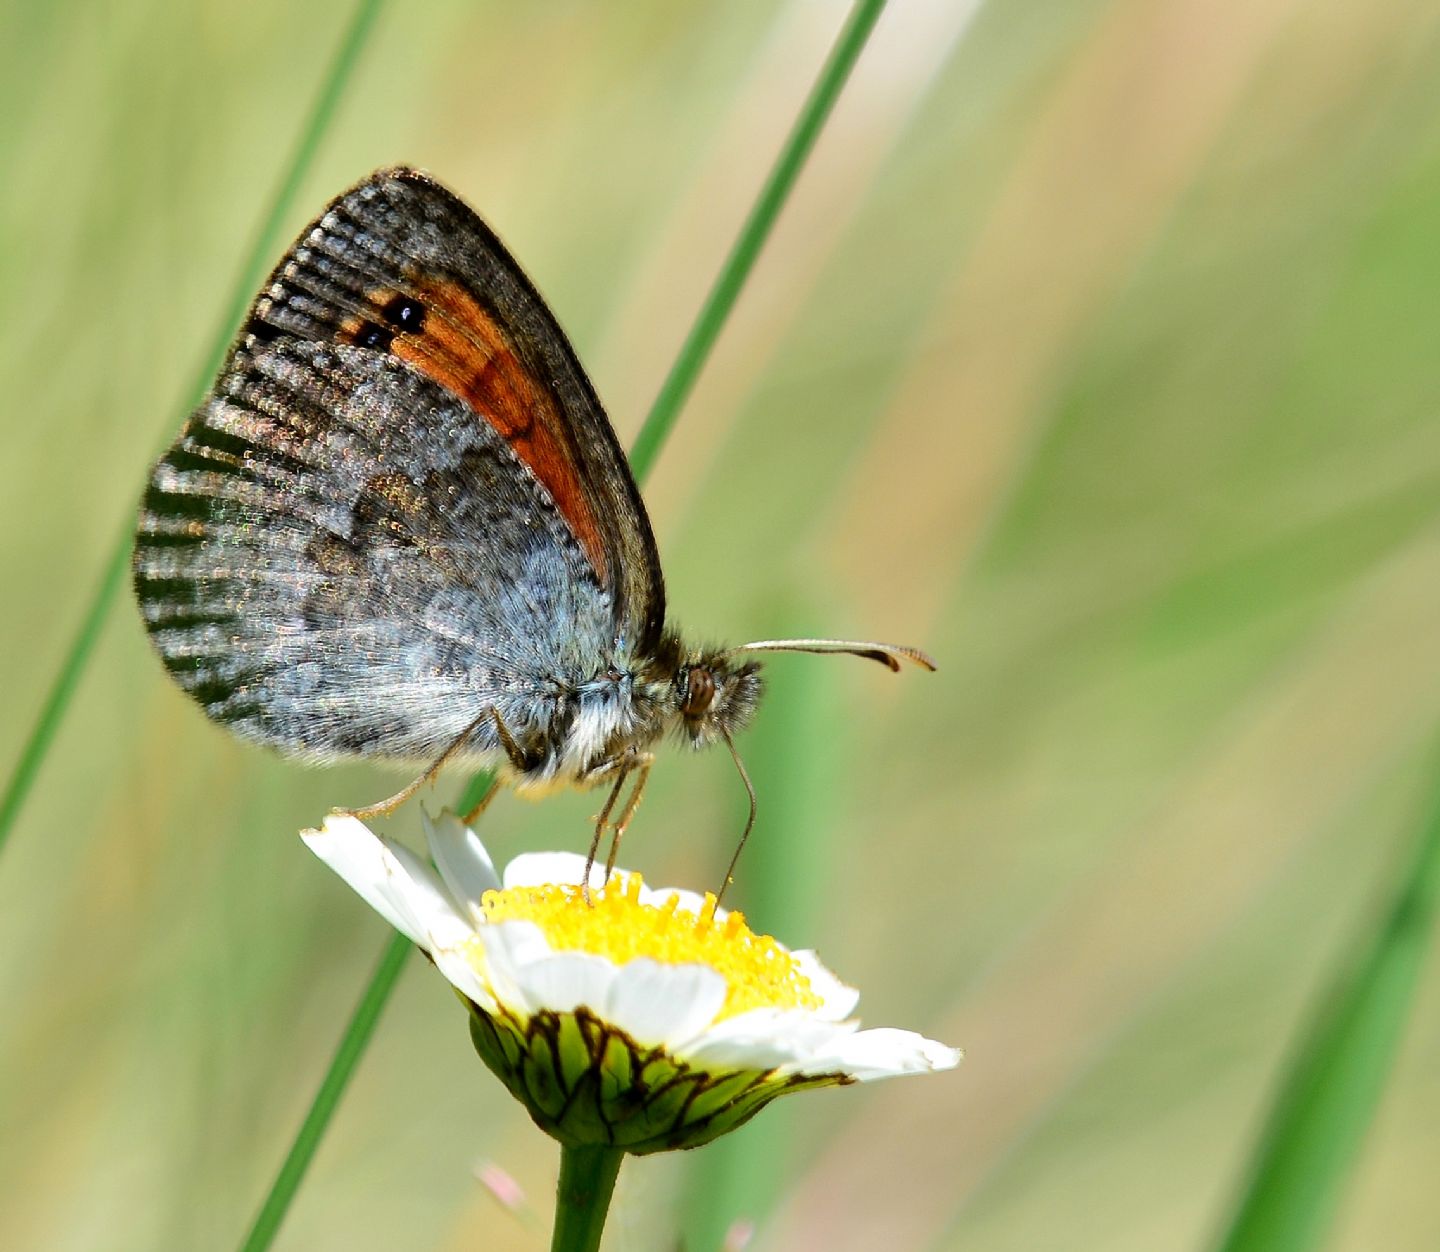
[788, 1028, 963, 1081]
[382, 838, 475, 948]
[481, 921, 568, 1014]
[423, 809, 501, 920]
[503, 851, 600, 889]
[603, 959, 727, 1047]
[791, 950, 859, 1021]
[683, 1009, 856, 1072]
[430, 944, 499, 1013]
[515, 952, 618, 1015]
[302, 815, 461, 948]
[482, 919, 556, 967]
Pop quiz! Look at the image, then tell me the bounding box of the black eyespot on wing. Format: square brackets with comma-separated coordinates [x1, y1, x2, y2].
[352, 320, 395, 351]
[381, 293, 426, 331]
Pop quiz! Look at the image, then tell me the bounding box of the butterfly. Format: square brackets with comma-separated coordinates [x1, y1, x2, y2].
[133, 167, 932, 871]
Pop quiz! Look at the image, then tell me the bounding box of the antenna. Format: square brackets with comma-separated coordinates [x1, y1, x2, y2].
[715, 730, 758, 909]
[730, 638, 936, 673]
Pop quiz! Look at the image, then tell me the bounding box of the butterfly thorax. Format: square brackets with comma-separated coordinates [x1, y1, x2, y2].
[507, 635, 764, 794]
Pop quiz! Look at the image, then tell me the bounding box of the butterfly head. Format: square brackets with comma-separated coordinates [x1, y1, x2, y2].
[670, 651, 765, 749]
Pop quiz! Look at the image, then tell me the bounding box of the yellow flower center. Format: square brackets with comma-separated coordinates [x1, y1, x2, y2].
[477, 872, 821, 1021]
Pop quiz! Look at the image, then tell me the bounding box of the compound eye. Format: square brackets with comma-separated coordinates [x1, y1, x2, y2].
[681, 666, 716, 718]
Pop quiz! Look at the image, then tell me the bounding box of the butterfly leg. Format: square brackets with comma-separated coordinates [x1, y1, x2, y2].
[454, 708, 536, 826]
[338, 709, 491, 820]
[602, 755, 654, 883]
[489, 707, 535, 774]
[460, 775, 502, 827]
[583, 765, 632, 904]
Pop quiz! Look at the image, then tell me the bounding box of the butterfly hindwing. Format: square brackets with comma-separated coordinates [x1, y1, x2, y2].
[134, 167, 664, 763]
[135, 339, 616, 764]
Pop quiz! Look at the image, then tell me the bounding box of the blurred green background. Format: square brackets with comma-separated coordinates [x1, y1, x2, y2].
[3, 1, 1440, 1249]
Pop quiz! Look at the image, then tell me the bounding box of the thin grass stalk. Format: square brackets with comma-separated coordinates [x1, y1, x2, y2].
[626, 0, 889, 483]
[1210, 750, 1440, 1252]
[243, 4, 896, 1248]
[0, 0, 386, 860]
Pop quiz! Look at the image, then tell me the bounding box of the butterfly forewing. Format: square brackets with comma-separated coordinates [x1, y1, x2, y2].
[134, 167, 663, 763]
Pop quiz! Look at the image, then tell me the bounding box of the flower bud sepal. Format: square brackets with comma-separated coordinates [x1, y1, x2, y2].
[467, 1000, 844, 1155]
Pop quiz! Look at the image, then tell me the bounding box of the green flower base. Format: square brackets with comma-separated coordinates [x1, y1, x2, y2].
[468, 1003, 845, 1154]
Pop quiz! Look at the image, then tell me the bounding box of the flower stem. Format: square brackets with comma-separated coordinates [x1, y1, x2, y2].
[551, 1145, 625, 1252]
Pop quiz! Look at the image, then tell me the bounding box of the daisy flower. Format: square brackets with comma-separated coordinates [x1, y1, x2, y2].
[302, 811, 960, 1154]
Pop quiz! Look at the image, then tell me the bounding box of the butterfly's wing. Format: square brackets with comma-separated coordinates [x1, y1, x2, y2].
[133, 167, 663, 763]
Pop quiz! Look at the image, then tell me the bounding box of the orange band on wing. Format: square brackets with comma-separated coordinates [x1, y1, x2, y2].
[377, 277, 608, 583]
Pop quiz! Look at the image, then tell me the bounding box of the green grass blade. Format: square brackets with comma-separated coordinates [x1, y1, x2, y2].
[0, 540, 130, 850]
[0, 0, 386, 861]
[237, 931, 412, 1252]
[251, 5, 896, 1247]
[627, 0, 889, 483]
[182, 0, 388, 401]
[1210, 754, 1440, 1252]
